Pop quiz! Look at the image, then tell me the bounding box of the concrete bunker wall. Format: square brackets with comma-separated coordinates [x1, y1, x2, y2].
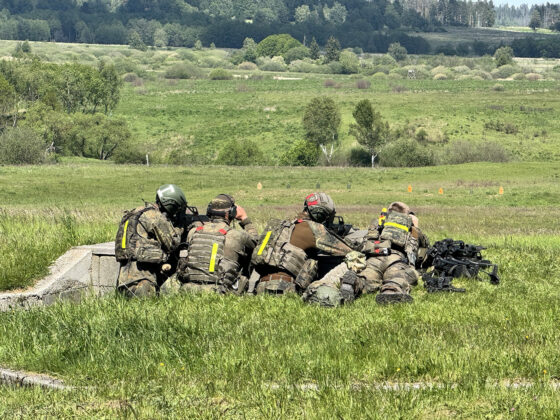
[0, 242, 119, 312]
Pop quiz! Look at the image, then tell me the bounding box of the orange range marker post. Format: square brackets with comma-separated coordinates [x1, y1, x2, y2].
[407, 185, 412, 193]
[438, 188, 444, 195]
[499, 186, 504, 195]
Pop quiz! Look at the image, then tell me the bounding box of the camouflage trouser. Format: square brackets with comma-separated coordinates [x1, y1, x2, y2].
[363, 254, 419, 298]
[303, 262, 364, 307]
[160, 275, 231, 295]
[303, 253, 419, 306]
[117, 261, 161, 298]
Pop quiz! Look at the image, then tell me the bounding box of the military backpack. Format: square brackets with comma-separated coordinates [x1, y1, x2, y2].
[115, 206, 167, 264]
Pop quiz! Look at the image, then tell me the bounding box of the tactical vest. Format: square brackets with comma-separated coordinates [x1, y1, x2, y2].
[366, 210, 418, 264]
[251, 219, 308, 277]
[183, 223, 238, 286]
[115, 206, 166, 264]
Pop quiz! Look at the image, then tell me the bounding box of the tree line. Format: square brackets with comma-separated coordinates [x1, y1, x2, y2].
[0, 52, 134, 164]
[0, 0, 490, 54]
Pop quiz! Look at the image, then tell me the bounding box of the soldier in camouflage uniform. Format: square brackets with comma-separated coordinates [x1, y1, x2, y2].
[250, 193, 354, 295]
[115, 184, 186, 298]
[303, 202, 429, 306]
[175, 194, 258, 294]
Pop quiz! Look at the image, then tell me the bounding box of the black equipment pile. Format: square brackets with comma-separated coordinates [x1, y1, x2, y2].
[421, 238, 500, 293]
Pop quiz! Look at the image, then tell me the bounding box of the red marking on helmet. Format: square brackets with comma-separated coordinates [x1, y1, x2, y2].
[305, 194, 315, 201]
[375, 249, 380, 254]
[196, 226, 204, 231]
[306, 200, 318, 206]
[297, 219, 303, 223]
[375, 240, 380, 244]
[219, 229, 228, 235]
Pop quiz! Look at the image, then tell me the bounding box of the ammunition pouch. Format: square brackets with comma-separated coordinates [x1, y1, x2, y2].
[135, 242, 167, 264]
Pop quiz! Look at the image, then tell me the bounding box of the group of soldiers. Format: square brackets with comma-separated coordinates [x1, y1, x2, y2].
[115, 184, 430, 306]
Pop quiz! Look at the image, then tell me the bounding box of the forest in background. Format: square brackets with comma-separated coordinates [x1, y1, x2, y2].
[1, 0, 553, 54]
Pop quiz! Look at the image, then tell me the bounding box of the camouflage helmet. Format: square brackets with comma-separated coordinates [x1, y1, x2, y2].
[207, 194, 237, 219]
[156, 184, 187, 216]
[308, 285, 343, 308]
[304, 192, 336, 224]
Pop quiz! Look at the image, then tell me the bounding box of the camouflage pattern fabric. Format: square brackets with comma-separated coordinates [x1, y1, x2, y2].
[254, 214, 354, 296]
[178, 218, 257, 293]
[116, 204, 183, 296]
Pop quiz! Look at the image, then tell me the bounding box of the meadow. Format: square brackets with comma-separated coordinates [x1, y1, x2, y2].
[1, 40, 560, 417]
[0, 161, 559, 417]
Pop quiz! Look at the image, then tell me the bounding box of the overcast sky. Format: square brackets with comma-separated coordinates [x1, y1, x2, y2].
[492, 0, 550, 6]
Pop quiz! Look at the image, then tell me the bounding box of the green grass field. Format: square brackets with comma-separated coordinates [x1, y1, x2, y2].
[0, 162, 559, 417]
[1, 40, 560, 417]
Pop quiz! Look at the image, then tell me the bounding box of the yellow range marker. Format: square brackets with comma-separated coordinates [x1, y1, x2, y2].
[257, 231, 272, 256]
[209, 243, 219, 272]
[121, 220, 129, 249]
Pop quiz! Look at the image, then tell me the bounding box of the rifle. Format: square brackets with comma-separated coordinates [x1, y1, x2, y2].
[326, 215, 354, 237]
[422, 238, 500, 292]
[177, 205, 210, 227]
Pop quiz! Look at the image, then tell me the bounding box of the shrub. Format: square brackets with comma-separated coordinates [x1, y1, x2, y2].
[164, 62, 203, 79]
[324, 79, 337, 87]
[216, 139, 267, 165]
[433, 73, 448, 80]
[492, 83, 505, 91]
[257, 34, 302, 57]
[209, 68, 233, 80]
[356, 80, 371, 89]
[123, 73, 139, 83]
[198, 56, 233, 69]
[439, 140, 509, 164]
[238, 62, 257, 71]
[387, 73, 403, 80]
[283, 46, 310, 64]
[379, 138, 435, 167]
[484, 120, 519, 134]
[494, 46, 514, 67]
[257, 56, 287, 72]
[0, 127, 45, 165]
[431, 65, 450, 75]
[113, 145, 147, 164]
[490, 64, 517, 79]
[328, 61, 344, 74]
[372, 72, 387, 79]
[512, 73, 526, 80]
[280, 139, 320, 166]
[525, 73, 543, 81]
[388, 42, 407, 61]
[348, 147, 371, 166]
[453, 65, 470, 74]
[339, 51, 359, 74]
[470, 69, 492, 80]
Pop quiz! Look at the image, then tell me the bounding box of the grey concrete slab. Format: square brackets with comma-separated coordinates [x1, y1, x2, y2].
[0, 242, 120, 312]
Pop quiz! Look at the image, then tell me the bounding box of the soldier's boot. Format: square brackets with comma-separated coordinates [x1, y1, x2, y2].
[340, 270, 357, 304]
[375, 280, 413, 304]
[120, 279, 157, 298]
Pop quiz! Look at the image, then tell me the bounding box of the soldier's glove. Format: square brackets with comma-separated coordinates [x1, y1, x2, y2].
[161, 263, 172, 272]
[344, 251, 367, 273]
